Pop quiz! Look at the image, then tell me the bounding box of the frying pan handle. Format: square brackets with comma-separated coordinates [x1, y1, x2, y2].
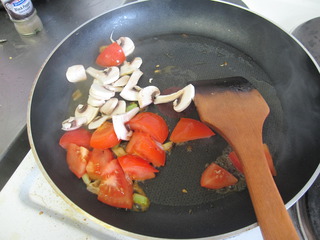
[234, 138, 300, 240]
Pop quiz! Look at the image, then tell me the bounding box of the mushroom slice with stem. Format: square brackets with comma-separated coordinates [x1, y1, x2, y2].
[138, 86, 160, 108]
[153, 84, 195, 112]
[89, 82, 115, 101]
[120, 57, 143, 76]
[62, 116, 87, 131]
[153, 89, 184, 104]
[88, 115, 111, 130]
[86, 66, 120, 86]
[173, 84, 195, 112]
[112, 107, 140, 141]
[100, 98, 119, 115]
[75, 104, 99, 124]
[116, 37, 135, 57]
[120, 69, 143, 101]
[66, 65, 87, 83]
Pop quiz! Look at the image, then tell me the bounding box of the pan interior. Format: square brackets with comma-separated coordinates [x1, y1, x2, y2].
[31, 33, 283, 238]
[127, 34, 283, 207]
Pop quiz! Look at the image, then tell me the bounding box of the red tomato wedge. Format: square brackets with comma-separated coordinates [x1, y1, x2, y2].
[98, 159, 133, 209]
[127, 112, 169, 143]
[96, 42, 126, 67]
[228, 151, 244, 173]
[228, 144, 277, 176]
[126, 132, 166, 167]
[59, 128, 92, 149]
[66, 143, 90, 178]
[86, 148, 114, 180]
[201, 163, 238, 189]
[170, 118, 215, 143]
[118, 155, 159, 180]
[90, 121, 120, 149]
[263, 144, 277, 176]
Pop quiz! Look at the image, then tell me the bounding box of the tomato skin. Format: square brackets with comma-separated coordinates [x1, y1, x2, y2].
[66, 143, 90, 178]
[90, 121, 121, 149]
[201, 163, 238, 189]
[126, 132, 166, 167]
[170, 118, 215, 143]
[118, 155, 159, 180]
[86, 148, 114, 180]
[59, 128, 92, 149]
[228, 144, 277, 176]
[127, 112, 169, 143]
[96, 42, 126, 67]
[98, 159, 133, 209]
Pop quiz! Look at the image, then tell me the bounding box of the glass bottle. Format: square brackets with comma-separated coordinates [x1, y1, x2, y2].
[1, 0, 43, 36]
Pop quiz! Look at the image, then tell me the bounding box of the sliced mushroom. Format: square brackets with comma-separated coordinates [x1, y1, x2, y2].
[75, 104, 99, 124]
[120, 89, 139, 101]
[112, 107, 140, 140]
[173, 84, 195, 112]
[120, 57, 143, 76]
[134, 85, 142, 91]
[88, 115, 111, 130]
[104, 84, 123, 93]
[116, 37, 135, 57]
[153, 89, 183, 104]
[61, 116, 87, 131]
[100, 98, 119, 115]
[87, 95, 105, 107]
[89, 82, 115, 100]
[113, 75, 130, 87]
[138, 86, 160, 108]
[111, 100, 126, 115]
[92, 78, 103, 86]
[120, 69, 143, 101]
[86, 66, 120, 86]
[124, 69, 143, 88]
[66, 65, 87, 83]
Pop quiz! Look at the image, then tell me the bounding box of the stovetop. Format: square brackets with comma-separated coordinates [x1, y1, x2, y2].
[0, 0, 319, 239]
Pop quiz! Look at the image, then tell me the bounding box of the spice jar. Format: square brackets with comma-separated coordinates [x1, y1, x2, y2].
[1, 0, 43, 36]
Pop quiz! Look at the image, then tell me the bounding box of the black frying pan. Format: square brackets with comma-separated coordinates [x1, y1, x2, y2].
[28, 0, 320, 238]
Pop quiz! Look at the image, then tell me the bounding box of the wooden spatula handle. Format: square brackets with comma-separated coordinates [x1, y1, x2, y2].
[232, 133, 299, 240]
[194, 85, 300, 240]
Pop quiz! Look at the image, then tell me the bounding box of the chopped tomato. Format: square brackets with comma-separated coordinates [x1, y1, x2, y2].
[96, 42, 126, 67]
[98, 159, 133, 209]
[127, 112, 169, 143]
[90, 121, 121, 149]
[59, 128, 92, 149]
[66, 143, 90, 178]
[118, 155, 159, 180]
[201, 163, 238, 189]
[126, 132, 166, 167]
[228, 151, 244, 173]
[170, 118, 215, 143]
[86, 148, 114, 180]
[228, 144, 277, 176]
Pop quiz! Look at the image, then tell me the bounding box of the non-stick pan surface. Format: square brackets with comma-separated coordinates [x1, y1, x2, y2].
[28, 0, 320, 238]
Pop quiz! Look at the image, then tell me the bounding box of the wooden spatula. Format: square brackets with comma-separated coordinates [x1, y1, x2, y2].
[193, 77, 299, 240]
